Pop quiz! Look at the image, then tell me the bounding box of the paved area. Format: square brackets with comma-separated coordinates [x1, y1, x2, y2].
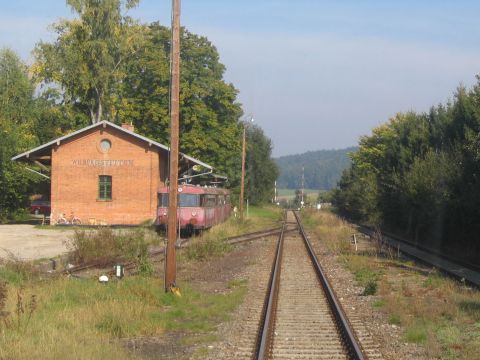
[0, 225, 73, 260]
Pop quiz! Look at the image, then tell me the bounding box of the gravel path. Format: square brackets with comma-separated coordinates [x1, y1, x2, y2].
[0, 225, 72, 260]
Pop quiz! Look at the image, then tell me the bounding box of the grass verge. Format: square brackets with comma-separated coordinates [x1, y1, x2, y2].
[0, 272, 247, 359]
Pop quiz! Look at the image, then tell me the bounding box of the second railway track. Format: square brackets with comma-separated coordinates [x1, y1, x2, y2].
[255, 211, 366, 360]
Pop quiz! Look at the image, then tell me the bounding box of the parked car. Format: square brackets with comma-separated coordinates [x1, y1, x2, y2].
[30, 200, 51, 215]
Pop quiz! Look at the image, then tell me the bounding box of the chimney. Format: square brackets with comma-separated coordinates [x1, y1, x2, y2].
[121, 123, 134, 132]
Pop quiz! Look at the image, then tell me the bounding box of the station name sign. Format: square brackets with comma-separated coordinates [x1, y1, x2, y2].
[72, 159, 134, 167]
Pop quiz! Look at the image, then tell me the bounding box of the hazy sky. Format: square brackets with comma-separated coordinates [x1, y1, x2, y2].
[1, 0, 480, 156]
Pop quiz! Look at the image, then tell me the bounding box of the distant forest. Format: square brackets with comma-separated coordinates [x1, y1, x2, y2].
[275, 147, 356, 190]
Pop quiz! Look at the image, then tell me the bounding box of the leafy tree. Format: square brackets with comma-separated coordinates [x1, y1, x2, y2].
[333, 77, 480, 262]
[0, 49, 42, 221]
[118, 23, 244, 188]
[33, 0, 143, 123]
[245, 122, 279, 205]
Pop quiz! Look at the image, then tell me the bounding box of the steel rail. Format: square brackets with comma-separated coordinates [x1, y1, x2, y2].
[293, 211, 366, 360]
[253, 214, 286, 359]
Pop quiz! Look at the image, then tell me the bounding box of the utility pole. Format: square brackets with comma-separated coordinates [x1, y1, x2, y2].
[301, 166, 305, 207]
[274, 180, 277, 203]
[239, 126, 246, 221]
[165, 0, 181, 293]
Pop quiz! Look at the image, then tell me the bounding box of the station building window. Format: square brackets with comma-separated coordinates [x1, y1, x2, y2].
[98, 175, 112, 200]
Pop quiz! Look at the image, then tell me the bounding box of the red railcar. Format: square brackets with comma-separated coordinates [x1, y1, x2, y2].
[155, 185, 231, 234]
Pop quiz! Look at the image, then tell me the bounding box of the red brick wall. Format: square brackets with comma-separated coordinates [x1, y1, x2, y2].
[51, 127, 165, 225]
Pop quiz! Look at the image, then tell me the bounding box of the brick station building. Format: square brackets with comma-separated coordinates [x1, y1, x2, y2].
[12, 121, 212, 225]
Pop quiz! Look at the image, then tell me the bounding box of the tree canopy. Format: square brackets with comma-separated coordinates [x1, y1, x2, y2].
[33, 0, 143, 123]
[244, 122, 279, 205]
[333, 80, 480, 263]
[0, 49, 46, 221]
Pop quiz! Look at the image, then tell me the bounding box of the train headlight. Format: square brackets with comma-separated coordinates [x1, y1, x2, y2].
[162, 211, 167, 216]
[191, 211, 197, 217]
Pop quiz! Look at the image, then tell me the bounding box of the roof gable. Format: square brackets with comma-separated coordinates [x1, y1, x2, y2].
[11, 120, 213, 170]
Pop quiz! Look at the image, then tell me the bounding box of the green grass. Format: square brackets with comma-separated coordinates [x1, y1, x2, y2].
[389, 314, 402, 325]
[0, 275, 247, 359]
[405, 323, 428, 343]
[277, 188, 319, 197]
[247, 206, 282, 221]
[372, 298, 386, 308]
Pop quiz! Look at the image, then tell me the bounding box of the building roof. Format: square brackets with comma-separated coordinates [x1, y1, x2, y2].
[11, 120, 213, 170]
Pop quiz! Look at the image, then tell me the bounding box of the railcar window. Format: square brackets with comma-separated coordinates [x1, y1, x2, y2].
[201, 194, 217, 207]
[158, 193, 200, 207]
[218, 195, 225, 205]
[159, 194, 169, 207]
[180, 194, 200, 207]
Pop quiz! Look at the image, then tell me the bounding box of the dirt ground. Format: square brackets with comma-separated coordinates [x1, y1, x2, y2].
[0, 225, 72, 260]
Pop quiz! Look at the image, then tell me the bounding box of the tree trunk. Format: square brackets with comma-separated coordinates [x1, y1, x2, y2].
[91, 88, 103, 124]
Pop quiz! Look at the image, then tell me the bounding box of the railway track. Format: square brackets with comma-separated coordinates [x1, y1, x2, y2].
[254, 211, 365, 360]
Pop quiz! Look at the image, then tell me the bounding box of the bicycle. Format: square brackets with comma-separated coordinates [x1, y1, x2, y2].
[57, 212, 82, 225]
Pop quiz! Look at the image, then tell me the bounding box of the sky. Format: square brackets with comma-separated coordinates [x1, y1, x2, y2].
[1, 0, 480, 156]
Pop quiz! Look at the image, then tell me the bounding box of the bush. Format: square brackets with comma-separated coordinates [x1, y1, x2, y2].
[362, 280, 378, 296]
[184, 237, 231, 261]
[65, 227, 149, 266]
[0, 254, 40, 285]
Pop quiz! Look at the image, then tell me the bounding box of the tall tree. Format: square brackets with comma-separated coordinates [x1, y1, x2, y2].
[118, 23, 244, 187]
[245, 122, 279, 205]
[0, 49, 41, 221]
[33, 0, 143, 123]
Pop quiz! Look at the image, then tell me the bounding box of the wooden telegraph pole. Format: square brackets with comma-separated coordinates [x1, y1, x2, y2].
[165, 0, 181, 292]
[239, 126, 246, 221]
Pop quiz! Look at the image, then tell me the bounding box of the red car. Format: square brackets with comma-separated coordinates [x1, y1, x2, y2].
[30, 200, 51, 215]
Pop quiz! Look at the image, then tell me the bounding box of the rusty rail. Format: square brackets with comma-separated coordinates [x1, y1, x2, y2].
[253, 218, 285, 359]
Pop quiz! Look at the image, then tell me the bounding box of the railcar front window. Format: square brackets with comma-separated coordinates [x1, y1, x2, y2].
[158, 193, 200, 207]
[179, 194, 200, 207]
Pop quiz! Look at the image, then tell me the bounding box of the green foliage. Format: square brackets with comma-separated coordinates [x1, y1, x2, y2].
[118, 23, 244, 189]
[362, 280, 378, 296]
[245, 123, 279, 204]
[405, 323, 428, 343]
[66, 227, 150, 266]
[33, 0, 143, 123]
[0, 48, 46, 222]
[276, 147, 355, 190]
[333, 79, 480, 262]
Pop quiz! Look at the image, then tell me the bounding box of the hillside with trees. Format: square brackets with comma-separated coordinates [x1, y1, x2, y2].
[0, 0, 277, 221]
[333, 79, 480, 263]
[275, 147, 356, 190]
